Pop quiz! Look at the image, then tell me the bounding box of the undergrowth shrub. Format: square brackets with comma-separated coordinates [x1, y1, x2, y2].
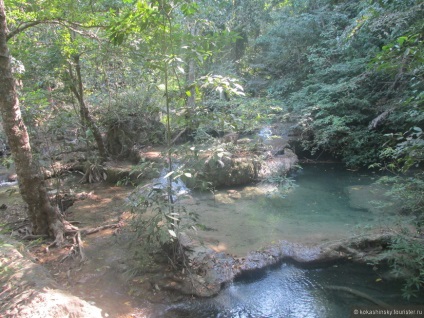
[384, 233, 424, 300]
[126, 178, 198, 270]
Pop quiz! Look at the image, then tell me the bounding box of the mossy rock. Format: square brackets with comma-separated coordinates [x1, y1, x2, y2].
[183, 155, 261, 189]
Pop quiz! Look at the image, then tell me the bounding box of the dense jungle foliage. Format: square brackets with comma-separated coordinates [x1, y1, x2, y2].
[1, 0, 423, 298]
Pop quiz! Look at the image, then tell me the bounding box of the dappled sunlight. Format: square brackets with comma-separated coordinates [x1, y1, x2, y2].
[213, 192, 237, 204]
[208, 241, 228, 253]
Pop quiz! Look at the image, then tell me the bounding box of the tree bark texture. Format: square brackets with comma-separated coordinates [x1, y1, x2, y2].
[0, 0, 64, 239]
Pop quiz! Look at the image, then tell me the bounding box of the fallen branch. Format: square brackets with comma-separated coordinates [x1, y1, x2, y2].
[80, 223, 121, 236]
[171, 128, 187, 145]
[368, 109, 392, 130]
[0, 284, 11, 297]
[21, 234, 48, 240]
[325, 285, 390, 308]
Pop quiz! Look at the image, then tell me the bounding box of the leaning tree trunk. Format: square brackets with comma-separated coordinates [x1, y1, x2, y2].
[0, 0, 64, 241]
[68, 54, 107, 161]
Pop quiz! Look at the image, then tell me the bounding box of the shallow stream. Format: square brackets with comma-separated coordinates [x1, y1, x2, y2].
[184, 163, 397, 256]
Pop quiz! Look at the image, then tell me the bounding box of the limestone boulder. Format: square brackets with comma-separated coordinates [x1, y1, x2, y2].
[183, 154, 261, 189]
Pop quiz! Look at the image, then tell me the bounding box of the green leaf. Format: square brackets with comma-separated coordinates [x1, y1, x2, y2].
[181, 3, 199, 17]
[157, 84, 166, 91]
[166, 215, 179, 221]
[163, 171, 174, 179]
[397, 36, 408, 46]
[177, 66, 185, 74]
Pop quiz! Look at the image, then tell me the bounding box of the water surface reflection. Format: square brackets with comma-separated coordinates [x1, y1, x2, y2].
[159, 262, 417, 318]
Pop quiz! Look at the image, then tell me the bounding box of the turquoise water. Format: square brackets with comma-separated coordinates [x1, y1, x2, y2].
[188, 163, 393, 255]
[251, 163, 378, 230]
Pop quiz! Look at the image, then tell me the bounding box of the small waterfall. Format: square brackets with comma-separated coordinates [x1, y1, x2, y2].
[258, 127, 272, 141]
[152, 164, 190, 202]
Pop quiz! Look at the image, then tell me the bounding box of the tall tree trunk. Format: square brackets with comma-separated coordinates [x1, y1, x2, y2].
[187, 58, 196, 109]
[68, 54, 107, 161]
[0, 0, 64, 241]
[185, 22, 198, 135]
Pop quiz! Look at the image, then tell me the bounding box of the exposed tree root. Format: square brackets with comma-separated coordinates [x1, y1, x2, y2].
[8, 206, 123, 264]
[64, 219, 80, 232]
[79, 163, 107, 184]
[69, 221, 82, 225]
[76, 231, 86, 262]
[325, 285, 391, 308]
[57, 222, 123, 262]
[60, 231, 87, 263]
